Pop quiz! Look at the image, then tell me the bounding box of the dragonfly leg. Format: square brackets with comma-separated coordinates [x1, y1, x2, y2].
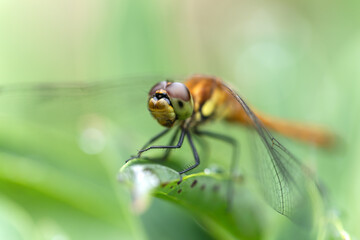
[125, 127, 186, 163]
[125, 128, 171, 163]
[194, 130, 239, 209]
[141, 128, 180, 162]
[178, 131, 200, 176]
[158, 128, 180, 161]
[140, 128, 171, 150]
[193, 134, 210, 165]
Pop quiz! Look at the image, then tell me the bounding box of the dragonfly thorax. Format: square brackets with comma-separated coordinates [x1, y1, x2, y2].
[148, 81, 194, 128]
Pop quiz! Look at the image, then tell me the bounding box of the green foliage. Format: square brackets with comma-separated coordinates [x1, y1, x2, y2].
[120, 161, 263, 240]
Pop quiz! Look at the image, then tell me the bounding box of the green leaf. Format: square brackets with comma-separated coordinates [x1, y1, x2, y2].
[120, 160, 264, 240]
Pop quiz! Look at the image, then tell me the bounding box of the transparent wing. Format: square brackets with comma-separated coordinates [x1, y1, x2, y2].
[0, 75, 185, 125]
[0, 75, 198, 158]
[0, 76, 172, 158]
[0, 76, 165, 97]
[223, 83, 316, 224]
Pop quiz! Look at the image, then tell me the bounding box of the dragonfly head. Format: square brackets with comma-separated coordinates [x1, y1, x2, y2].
[148, 81, 194, 127]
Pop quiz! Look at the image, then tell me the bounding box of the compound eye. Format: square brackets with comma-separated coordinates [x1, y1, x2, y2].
[149, 81, 167, 96]
[166, 82, 193, 120]
[166, 82, 191, 102]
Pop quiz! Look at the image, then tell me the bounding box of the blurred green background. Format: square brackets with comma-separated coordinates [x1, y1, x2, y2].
[0, 0, 358, 239]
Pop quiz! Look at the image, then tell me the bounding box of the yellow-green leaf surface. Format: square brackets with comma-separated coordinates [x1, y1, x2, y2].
[121, 160, 264, 240]
[120, 160, 351, 240]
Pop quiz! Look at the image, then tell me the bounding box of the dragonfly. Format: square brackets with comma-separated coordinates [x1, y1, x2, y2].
[0, 74, 332, 224]
[124, 74, 333, 223]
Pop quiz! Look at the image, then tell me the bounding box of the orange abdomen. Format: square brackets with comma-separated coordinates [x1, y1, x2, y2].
[248, 113, 334, 147]
[225, 91, 335, 147]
